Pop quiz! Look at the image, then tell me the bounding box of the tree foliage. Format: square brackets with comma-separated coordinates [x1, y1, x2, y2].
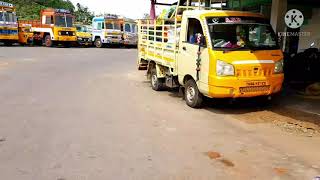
[74, 3, 94, 24]
[6, 0, 99, 24]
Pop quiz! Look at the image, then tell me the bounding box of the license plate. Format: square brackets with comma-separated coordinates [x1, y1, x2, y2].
[240, 86, 270, 93]
[246, 81, 267, 86]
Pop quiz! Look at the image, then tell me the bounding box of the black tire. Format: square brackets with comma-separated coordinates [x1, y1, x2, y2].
[150, 68, 164, 91]
[45, 35, 53, 47]
[64, 43, 71, 48]
[184, 79, 203, 108]
[95, 38, 103, 48]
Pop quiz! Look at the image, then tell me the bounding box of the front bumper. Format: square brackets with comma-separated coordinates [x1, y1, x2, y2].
[124, 40, 137, 45]
[0, 35, 19, 41]
[103, 37, 123, 44]
[77, 38, 92, 46]
[208, 74, 284, 98]
[54, 36, 77, 42]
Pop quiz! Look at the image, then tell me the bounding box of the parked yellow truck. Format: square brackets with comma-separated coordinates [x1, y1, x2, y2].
[75, 23, 92, 46]
[19, 8, 77, 47]
[0, 1, 18, 46]
[137, 0, 284, 108]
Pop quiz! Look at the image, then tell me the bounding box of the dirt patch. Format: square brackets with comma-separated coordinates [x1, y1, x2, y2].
[232, 108, 320, 137]
[205, 151, 235, 167]
[206, 151, 221, 159]
[219, 158, 235, 167]
[273, 167, 288, 175]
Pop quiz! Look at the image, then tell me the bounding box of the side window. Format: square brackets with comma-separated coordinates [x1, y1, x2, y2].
[187, 18, 204, 44]
[45, 16, 53, 24]
[125, 24, 131, 32]
[97, 22, 102, 30]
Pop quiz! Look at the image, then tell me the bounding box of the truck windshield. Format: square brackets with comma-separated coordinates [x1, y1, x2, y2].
[0, 11, 17, 23]
[113, 23, 120, 30]
[76, 26, 88, 32]
[55, 15, 73, 27]
[208, 23, 278, 50]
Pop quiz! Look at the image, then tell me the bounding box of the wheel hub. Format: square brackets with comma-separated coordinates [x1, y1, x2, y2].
[151, 74, 157, 87]
[186, 86, 195, 102]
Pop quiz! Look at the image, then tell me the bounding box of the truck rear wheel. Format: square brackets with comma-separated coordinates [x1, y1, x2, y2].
[95, 38, 103, 48]
[184, 79, 203, 108]
[45, 35, 53, 47]
[150, 69, 164, 91]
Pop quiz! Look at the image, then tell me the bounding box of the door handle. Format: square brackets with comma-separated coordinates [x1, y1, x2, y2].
[182, 47, 187, 51]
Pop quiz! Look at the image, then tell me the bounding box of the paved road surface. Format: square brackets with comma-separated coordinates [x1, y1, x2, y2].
[0, 47, 319, 180]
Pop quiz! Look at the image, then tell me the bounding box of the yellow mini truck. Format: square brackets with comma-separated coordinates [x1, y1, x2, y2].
[75, 24, 92, 46]
[137, 0, 284, 108]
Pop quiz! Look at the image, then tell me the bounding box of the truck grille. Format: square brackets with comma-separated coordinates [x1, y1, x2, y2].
[236, 68, 273, 77]
[240, 86, 270, 93]
[60, 31, 74, 36]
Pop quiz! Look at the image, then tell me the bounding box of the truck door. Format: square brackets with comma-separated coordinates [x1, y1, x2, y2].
[178, 18, 209, 87]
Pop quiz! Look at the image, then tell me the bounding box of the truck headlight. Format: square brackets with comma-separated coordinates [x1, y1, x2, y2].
[216, 60, 235, 76]
[72, 32, 76, 36]
[78, 37, 82, 41]
[274, 60, 284, 74]
[58, 31, 61, 35]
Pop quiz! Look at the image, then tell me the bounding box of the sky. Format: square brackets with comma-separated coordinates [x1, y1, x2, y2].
[70, 0, 177, 19]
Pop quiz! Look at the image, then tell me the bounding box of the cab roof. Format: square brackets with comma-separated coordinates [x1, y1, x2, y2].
[183, 9, 265, 18]
[183, 9, 265, 19]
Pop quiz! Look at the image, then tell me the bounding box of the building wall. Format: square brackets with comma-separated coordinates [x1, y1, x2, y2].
[298, 8, 320, 52]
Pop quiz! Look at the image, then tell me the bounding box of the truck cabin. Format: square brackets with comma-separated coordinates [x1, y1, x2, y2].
[122, 19, 138, 46]
[122, 19, 137, 34]
[40, 9, 74, 28]
[0, 1, 17, 24]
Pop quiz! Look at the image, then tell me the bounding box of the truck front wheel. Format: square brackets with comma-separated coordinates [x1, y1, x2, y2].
[45, 35, 53, 47]
[184, 79, 203, 108]
[95, 38, 103, 48]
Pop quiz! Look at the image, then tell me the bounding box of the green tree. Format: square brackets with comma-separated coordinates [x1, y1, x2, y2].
[6, 0, 75, 20]
[74, 3, 94, 24]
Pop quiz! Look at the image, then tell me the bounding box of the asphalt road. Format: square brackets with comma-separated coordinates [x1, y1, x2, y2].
[0, 47, 319, 180]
